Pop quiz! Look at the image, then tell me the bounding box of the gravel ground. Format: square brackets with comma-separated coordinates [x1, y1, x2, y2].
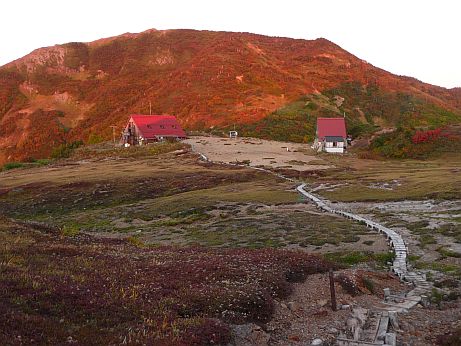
[232, 270, 405, 345]
[398, 301, 461, 345]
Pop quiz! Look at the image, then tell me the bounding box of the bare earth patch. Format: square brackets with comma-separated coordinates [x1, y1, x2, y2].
[185, 136, 332, 171]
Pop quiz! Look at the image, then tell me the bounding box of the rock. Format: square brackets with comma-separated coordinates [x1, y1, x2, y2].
[317, 299, 328, 306]
[287, 301, 297, 311]
[384, 288, 391, 299]
[288, 334, 301, 342]
[311, 338, 323, 345]
[346, 317, 359, 330]
[231, 323, 270, 346]
[352, 307, 368, 325]
[66, 336, 77, 344]
[340, 304, 351, 310]
[280, 303, 287, 309]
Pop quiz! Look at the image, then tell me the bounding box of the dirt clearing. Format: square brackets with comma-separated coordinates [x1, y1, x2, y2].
[185, 136, 332, 171]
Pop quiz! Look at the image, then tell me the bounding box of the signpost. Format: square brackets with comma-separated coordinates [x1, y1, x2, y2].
[329, 268, 337, 311]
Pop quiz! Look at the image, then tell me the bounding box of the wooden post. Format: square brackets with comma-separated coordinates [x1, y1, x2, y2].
[329, 268, 337, 311]
[110, 125, 117, 147]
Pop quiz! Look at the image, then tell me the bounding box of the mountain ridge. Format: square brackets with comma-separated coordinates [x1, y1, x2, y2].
[0, 28, 460, 163]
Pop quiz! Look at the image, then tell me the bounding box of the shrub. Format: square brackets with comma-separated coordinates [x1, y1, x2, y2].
[63, 42, 89, 69]
[61, 224, 80, 237]
[335, 273, 361, 295]
[325, 251, 394, 268]
[325, 251, 370, 266]
[235, 96, 316, 143]
[0, 223, 333, 344]
[87, 133, 104, 144]
[412, 128, 443, 144]
[437, 247, 461, 258]
[50, 140, 83, 159]
[362, 277, 376, 294]
[370, 126, 461, 159]
[372, 252, 395, 266]
[126, 236, 145, 248]
[2, 162, 24, 171]
[35, 159, 51, 166]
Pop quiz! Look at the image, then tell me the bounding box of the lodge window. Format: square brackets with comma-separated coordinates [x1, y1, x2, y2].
[160, 125, 165, 129]
[333, 142, 337, 147]
[172, 125, 177, 129]
[147, 125, 152, 129]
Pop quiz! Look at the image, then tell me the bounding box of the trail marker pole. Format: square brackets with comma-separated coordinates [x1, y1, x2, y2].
[329, 268, 337, 311]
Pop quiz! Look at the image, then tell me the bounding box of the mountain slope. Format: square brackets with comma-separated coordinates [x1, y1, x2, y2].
[1, 29, 460, 163]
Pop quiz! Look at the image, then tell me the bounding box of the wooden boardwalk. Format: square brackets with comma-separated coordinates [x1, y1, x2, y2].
[194, 149, 433, 346]
[295, 184, 433, 346]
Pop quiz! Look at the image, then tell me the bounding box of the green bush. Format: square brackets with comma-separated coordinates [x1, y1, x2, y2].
[2, 162, 24, 171]
[34, 159, 51, 166]
[372, 252, 395, 266]
[51, 140, 84, 159]
[363, 277, 376, 294]
[348, 123, 379, 138]
[324, 251, 394, 267]
[61, 224, 80, 237]
[235, 96, 316, 143]
[324, 251, 370, 266]
[87, 133, 104, 144]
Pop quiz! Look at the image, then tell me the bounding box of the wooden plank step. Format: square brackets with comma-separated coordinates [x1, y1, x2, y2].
[337, 337, 385, 345]
[362, 314, 381, 342]
[374, 316, 390, 343]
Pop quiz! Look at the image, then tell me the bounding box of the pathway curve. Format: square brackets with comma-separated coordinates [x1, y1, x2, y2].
[295, 184, 432, 299]
[195, 149, 433, 345]
[296, 184, 433, 345]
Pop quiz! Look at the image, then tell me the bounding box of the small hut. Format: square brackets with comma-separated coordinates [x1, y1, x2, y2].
[313, 118, 347, 153]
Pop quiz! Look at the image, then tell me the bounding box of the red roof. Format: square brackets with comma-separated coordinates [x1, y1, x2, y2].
[316, 117, 347, 140]
[130, 114, 186, 139]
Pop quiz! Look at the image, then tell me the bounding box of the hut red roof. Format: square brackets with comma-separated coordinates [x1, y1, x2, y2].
[130, 114, 186, 139]
[316, 118, 347, 140]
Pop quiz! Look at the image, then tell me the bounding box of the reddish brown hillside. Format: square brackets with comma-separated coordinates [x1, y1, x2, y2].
[0, 29, 460, 163]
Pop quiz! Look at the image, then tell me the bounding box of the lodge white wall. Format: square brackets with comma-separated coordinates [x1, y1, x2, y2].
[325, 147, 344, 153]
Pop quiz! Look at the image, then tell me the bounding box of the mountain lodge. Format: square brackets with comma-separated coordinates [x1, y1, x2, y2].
[122, 114, 186, 146]
[313, 117, 347, 153]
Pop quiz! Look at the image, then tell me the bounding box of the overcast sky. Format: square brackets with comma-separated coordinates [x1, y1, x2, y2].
[1, 0, 459, 88]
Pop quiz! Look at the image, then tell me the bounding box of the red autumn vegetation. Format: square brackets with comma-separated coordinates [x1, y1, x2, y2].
[412, 128, 444, 144]
[1, 29, 461, 163]
[0, 219, 332, 345]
